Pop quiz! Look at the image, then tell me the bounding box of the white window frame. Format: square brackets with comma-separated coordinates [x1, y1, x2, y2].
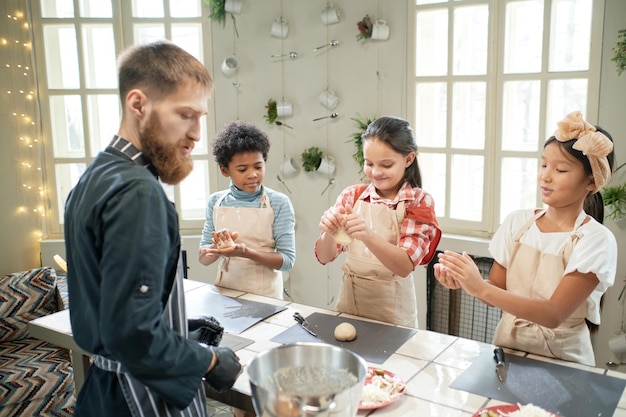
[407, 0, 604, 238]
[30, 0, 216, 239]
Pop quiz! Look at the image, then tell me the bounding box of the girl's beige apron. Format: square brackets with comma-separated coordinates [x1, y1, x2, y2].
[493, 210, 594, 365]
[213, 190, 283, 299]
[336, 199, 418, 328]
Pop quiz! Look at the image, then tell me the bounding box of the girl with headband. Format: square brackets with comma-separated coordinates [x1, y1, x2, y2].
[435, 111, 617, 366]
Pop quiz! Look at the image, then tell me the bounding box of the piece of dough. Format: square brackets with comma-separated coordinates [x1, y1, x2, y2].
[217, 237, 235, 249]
[332, 228, 353, 245]
[334, 322, 357, 342]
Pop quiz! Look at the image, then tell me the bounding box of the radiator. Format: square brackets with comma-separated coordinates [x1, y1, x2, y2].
[426, 251, 502, 343]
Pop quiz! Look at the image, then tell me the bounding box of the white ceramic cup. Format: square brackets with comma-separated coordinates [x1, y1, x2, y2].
[371, 19, 390, 41]
[319, 89, 339, 110]
[318, 155, 336, 175]
[221, 55, 238, 76]
[276, 99, 293, 118]
[320, 3, 340, 25]
[270, 17, 289, 39]
[281, 157, 299, 176]
[224, 0, 242, 14]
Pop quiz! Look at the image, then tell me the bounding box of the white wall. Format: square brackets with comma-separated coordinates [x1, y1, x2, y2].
[18, 0, 626, 369]
[206, 0, 409, 310]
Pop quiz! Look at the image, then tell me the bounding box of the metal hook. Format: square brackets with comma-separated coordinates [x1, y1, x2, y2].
[312, 112, 339, 122]
[270, 51, 298, 59]
[320, 178, 335, 195]
[313, 39, 340, 51]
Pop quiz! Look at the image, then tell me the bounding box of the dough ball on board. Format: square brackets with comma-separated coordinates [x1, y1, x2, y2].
[334, 322, 357, 342]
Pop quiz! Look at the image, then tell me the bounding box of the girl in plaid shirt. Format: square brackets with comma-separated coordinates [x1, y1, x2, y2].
[315, 116, 441, 327]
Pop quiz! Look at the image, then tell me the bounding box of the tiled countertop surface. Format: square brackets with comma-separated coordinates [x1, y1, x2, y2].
[30, 280, 626, 416]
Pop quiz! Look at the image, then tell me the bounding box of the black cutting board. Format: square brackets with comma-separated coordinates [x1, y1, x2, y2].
[271, 312, 417, 364]
[450, 349, 626, 416]
[185, 285, 286, 334]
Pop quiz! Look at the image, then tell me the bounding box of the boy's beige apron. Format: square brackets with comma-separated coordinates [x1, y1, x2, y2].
[493, 210, 594, 365]
[336, 199, 418, 327]
[213, 190, 283, 299]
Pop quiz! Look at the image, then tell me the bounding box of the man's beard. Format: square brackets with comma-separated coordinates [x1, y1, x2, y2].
[139, 112, 194, 185]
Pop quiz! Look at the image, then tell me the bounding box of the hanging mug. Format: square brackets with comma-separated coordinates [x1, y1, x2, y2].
[319, 89, 339, 110]
[371, 19, 390, 41]
[270, 17, 289, 39]
[221, 55, 238, 76]
[276, 99, 293, 118]
[224, 0, 243, 14]
[281, 157, 299, 177]
[320, 3, 340, 25]
[318, 155, 336, 175]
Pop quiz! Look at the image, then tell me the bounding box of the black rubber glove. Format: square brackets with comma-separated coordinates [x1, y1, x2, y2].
[188, 316, 223, 346]
[204, 346, 243, 393]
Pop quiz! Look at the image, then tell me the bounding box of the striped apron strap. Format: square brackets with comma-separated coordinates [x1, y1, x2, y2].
[92, 255, 207, 417]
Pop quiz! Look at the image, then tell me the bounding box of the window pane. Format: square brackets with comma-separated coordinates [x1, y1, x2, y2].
[79, 0, 112, 17]
[49, 95, 85, 157]
[195, 117, 208, 155]
[453, 5, 489, 75]
[172, 24, 203, 61]
[40, 0, 74, 18]
[549, 0, 592, 72]
[134, 24, 166, 45]
[169, 0, 201, 17]
[545, 78, 588, 138]
[504, 0, 544, 74]
[180, 160, 210, 220]
[416, 9, 448, 76]
[451, 82, 486, 150]
[500, 158, 538, 223]
[416, 82, 447, 148]
[87, 95, 120, 156]
[132, 0, 164, 17]
[501, 80, 541, 152]
[419, 153, 446, 217]
[417, 0, 446, 4]
[82, 24, 117, 88]
[43, 25, 79, 89]
[55, 163, 86, 224]
[450, 154, 483, 221]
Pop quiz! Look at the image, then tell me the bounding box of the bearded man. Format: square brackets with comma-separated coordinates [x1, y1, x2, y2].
[63, 40, 242, 417]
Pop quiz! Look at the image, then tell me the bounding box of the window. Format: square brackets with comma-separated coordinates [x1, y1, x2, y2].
[31, 0, 215, 237]
[410, 0, 603, 237]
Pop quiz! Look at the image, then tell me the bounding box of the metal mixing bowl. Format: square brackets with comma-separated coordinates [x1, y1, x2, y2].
[247, 343, 367, 417]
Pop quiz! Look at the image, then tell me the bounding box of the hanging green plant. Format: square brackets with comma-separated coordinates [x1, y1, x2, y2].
[356, 15, 373, 42]
[264, 99, 277, 124]
[601, 182, 626, 221]
[348, 113, 376, 174]
[204, 0, 227, 26]
[301, 146, 323, 172]
[611, 29, 626, 76]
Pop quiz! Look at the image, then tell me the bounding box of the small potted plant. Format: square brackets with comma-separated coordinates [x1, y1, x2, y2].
[301, 146, 323, 172]
[602, 182, 626, 221]
[264, 98, 277, 124]
[356, 15, 373, 42]
[204, 0, 226, 26]
[348, 113, 376, 175]
[611, 28, 626, 76]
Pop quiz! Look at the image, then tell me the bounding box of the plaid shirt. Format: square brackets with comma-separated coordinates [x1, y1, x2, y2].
[318, 182, 440, 267]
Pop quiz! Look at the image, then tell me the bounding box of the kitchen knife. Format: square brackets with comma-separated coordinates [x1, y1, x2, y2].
[493, 347, 507, 382]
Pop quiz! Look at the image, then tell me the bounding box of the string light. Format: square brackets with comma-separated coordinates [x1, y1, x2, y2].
[5, 7, 46, 240]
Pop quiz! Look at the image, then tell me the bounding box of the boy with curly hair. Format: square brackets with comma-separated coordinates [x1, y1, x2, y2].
[199, 121, 296, 300]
